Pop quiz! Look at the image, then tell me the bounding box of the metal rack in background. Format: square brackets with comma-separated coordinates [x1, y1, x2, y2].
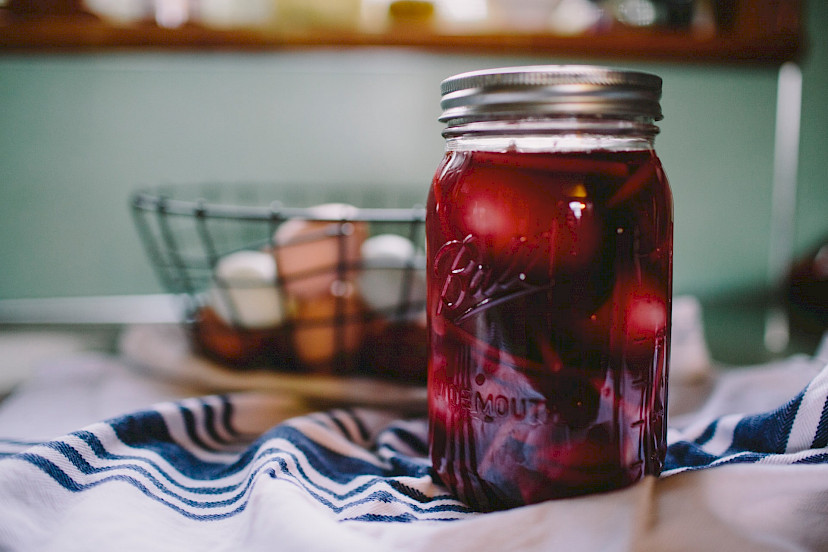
[130, 182, 428, 373]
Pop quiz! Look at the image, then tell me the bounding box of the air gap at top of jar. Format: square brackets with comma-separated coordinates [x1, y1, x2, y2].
[426, 65, 673, 511]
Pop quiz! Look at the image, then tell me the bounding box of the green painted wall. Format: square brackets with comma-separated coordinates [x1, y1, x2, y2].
[1, 2, 826, 302]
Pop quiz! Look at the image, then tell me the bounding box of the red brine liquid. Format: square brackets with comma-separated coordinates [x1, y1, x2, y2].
[426, 148, 673, 511]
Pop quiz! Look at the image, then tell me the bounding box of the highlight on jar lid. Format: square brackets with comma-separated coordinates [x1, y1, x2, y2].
[439, 65, 663, 124]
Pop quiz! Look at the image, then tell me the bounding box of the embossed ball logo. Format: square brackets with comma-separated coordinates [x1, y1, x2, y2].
[433, 233, 558, 322]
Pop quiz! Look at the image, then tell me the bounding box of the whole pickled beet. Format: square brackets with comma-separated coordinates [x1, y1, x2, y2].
[578, 270, 670, 363]
[440, 152, 605, 280]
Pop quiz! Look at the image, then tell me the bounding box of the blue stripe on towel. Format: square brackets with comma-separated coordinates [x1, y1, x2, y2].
[731, 393, 802, 455]
[18, 452, 250, 521]
[4, 361, 827, 520]
[7, 401, 471, 522]
[0, 438, 43, 457]
[664, 365, 828, 474]
[812, 396, 828, 449]
[219, 395, 240, 438]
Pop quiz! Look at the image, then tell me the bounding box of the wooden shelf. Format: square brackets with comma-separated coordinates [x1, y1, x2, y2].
[0, 1, 805, 65]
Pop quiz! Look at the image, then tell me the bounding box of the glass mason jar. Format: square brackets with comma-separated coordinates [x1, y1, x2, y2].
[426, 65, 673, 511]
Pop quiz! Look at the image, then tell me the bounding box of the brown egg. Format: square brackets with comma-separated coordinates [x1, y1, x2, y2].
[273, 203, 368, 300]
[193, 306, 296, 370]
[291, 285, 370, 374]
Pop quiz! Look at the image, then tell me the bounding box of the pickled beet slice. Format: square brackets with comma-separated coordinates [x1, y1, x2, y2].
[471, 151, 630, 178]
[607, 155, 658, 207]
[475, 418, 624, 505]
[438, 320, 605, 428]
[530, 372, 602, 430]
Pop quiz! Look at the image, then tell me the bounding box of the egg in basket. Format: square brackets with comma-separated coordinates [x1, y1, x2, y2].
[131, 183, 427, 386]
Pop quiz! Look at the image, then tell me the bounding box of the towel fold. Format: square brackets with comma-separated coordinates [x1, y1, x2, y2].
[0, 332, 827, 551]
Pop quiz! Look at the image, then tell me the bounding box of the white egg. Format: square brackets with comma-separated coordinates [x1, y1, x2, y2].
[358, 234, 427, 319]
[273, 203, 368, 300]
[208, 250, 284, 329]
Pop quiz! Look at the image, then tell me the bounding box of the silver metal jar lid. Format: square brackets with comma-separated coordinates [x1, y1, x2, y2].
[439, 65, 663, 125]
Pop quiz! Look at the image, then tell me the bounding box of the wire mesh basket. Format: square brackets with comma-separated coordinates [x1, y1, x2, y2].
[131, 182, 428, 384]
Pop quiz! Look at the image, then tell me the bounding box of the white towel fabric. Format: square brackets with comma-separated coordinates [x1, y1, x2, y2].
[0, 327, 827, 551]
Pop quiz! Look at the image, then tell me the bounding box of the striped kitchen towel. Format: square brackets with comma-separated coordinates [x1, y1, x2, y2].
[1, 353, 827, 550]
[664, 357, 828, 474]
[0, 397, 472, 523]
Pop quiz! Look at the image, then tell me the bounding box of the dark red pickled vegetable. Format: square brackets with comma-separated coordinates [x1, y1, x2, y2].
[427, 149, 672, 510]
